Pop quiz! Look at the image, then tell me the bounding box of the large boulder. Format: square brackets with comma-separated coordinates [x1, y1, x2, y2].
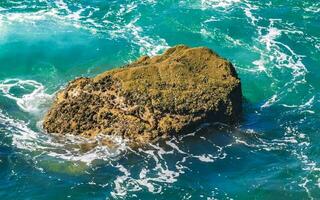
[43, 45, 242, 145]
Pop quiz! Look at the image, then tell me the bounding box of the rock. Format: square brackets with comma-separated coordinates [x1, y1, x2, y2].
[43, 45, 242, 146]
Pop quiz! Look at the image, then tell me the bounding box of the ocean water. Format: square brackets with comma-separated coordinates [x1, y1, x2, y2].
[0, 0, 319, 199]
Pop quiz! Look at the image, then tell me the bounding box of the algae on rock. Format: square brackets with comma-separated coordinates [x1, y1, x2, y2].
[43, 45, 242, 145]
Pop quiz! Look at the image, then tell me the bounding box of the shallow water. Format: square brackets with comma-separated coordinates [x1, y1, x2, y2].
[0, 0, 319, 199]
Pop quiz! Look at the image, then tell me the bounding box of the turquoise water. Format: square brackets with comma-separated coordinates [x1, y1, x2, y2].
[0, 0, 319, 199]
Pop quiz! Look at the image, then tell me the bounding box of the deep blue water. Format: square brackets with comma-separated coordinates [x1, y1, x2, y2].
[0, 0, 319, 199]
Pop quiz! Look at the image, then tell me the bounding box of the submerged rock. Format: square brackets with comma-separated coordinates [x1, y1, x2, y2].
[43, 45, 242, 145]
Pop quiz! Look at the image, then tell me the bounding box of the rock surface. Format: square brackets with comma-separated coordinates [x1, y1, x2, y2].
[43, 45, 242, 145]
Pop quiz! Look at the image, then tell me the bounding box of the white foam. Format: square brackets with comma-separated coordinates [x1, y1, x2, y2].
[0, 2, 100, 35]
[0, 79, 53, 115]
[1, 1, 169, 57]
[243, 3, 259, 25]
[46, 136, 127, 164]
[137, 168, 157, 193]
[304, 3, 320, 14]
[117, 16, 169, 56]
[251, 17, 309, 109]
[261, 95, 278, 108]
[111, 164, 130, 197]
[111, 139, 192, 197]
[252, 59, 267, 72]
[110, 135, 234, 196]
[200, 0, 241, 10]
[5, 11, 46, 22]
[104, 2, 169, 56]
[260, 26, 281, 51]
[55, 0, 71, 14]
[0, 79, 127, 165]
[166, 140, 187, 154]
[195, 154, 214, 162]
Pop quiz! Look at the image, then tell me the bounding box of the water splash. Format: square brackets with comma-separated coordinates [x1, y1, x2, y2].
[0, 79, 53, 115]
